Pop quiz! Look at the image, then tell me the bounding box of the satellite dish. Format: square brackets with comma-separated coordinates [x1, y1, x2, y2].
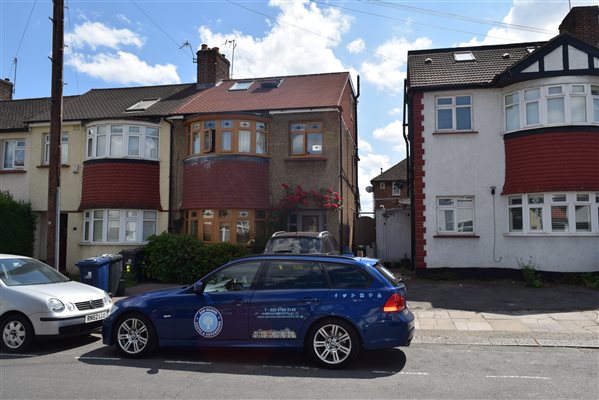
[365, 186, 374, 193]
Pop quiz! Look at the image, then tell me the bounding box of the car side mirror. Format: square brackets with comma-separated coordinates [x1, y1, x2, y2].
[193, 281, 205, 294]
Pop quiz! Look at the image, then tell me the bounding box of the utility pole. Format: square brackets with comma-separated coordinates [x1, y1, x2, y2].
[47, 0, 64, 270]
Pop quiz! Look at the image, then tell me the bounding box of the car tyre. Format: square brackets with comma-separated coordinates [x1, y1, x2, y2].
[1, 314, 34, 353]
[307, 318, 359, 369]
[114, 313, 156, 358]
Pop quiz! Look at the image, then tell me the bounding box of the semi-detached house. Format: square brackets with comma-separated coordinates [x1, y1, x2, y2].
[406, 6, 599, 272]
[0, 45, 358, 274]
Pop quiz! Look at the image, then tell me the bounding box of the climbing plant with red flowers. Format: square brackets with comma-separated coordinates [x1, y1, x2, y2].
[277, 183, 343, 211]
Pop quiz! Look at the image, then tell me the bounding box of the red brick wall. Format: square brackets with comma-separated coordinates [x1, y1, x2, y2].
[559, 6, 599, 47]
[182, 156, 270, 209]
[80, 160, 162, 210]
[196, 45, 230, 86]
[412, 92, 427, 269]
[503, 130, 599, 194]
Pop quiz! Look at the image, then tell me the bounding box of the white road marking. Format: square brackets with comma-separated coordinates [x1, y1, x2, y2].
[373, 370, 429, 375]
[486, 375, 550, 380]
[165, 360, 211, 365]
[76, 356, 121, 361]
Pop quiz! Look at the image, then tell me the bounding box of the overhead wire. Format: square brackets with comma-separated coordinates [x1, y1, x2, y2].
[65, 0, 81, 94]
[8, 0, 38, 81]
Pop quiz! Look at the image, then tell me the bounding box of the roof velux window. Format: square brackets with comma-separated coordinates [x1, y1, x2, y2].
[126, 99, 159, 112]
[453, 51, 475, 62]
[229, 81, 254, 91]
[259, 79, 282, 89]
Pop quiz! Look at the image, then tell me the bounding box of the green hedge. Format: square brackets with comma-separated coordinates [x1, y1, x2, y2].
[142, 232, 250, 283]
[0, 191, 37, 256]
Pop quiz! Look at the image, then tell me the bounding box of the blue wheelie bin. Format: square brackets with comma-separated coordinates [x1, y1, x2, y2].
[76, 254, 123, 296]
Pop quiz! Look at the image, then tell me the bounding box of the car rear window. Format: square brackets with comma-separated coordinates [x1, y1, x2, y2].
[325, 264, 372, 289]
[264, 237, 322, 254]
[374, 263, 402, 286]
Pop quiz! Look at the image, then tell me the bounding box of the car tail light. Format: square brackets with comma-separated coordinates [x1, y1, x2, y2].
[383, 293, 405, 312]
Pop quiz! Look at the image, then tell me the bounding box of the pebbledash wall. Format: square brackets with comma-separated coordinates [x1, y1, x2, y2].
[416, 75, 599, 272]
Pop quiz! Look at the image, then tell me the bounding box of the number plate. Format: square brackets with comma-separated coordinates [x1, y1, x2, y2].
[85, 311, 108, 323]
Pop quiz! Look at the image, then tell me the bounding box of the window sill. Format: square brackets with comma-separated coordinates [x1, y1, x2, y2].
[504, 233, 599, 237]
[37, 164, 71, 169]
[434, 234, 479, 238]
[433, 130, 478, 135]
[285, 156, 327, 162]
[0, 169, 26, 174]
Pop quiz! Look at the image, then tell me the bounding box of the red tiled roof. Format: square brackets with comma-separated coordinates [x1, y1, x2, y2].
[177, 72, 351, 114]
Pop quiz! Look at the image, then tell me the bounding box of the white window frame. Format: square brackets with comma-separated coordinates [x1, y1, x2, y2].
[507, 193, 599, 234]
[86, 123, 160, 161]
[504, 83, 599, 132]
[43, 133, 69, 165]
[436, 196, 475, 234]
[435, 95, 472, 132]
[2, 139, 26, 169]
[83, 209, 157, 244]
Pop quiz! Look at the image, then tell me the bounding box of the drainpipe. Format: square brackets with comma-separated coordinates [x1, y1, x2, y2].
[166, 117, 175, 233]
[404, 78, 415, 271]
[338, 109, 344, 246]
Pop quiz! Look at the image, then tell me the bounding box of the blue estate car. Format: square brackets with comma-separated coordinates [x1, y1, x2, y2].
[102, 254, 414, 368]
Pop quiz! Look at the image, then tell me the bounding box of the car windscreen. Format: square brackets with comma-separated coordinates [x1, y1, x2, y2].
[264, 237, 323, 254]
[0, 258, 70, 286]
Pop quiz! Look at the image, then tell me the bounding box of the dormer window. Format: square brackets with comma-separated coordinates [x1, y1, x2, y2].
[229, 81, 254, 91]
[126, 99, 159, 112]
[453, 51, 475, 62]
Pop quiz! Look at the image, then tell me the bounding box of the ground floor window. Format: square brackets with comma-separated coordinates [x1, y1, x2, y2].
[83, 210, 157, 243]
[436, 196, 474, 234]
[507, 192, 599, 234]
[186, 209, 268, 244]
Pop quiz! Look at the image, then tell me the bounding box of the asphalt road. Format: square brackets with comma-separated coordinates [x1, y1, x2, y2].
[1, 333, 597, 399]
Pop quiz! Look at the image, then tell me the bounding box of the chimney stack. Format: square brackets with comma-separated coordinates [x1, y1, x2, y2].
[196, 44, 231, 89]
[559, 6, 599, 47]
[0, 78, 13, 101]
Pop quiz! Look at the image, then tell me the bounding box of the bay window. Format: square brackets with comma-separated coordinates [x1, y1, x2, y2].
[187, 118, 268, 156]
[508, 193, 599, 234]
[83, 209, 157, 243]
[505, 83, 599, 132]
[86, 123, 160, 160]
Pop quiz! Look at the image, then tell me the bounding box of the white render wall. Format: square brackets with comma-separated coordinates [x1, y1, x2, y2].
[421, 76, 599, 273]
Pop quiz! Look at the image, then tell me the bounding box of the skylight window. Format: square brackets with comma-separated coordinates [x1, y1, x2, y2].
[259, 79, 282, 89]
[126, 99, 159, 112]
[453, 51, 476, 62]
[229, 81, 254, 91]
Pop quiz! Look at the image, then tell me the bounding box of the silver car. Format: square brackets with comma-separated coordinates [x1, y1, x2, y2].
[0, 254, 112, 352]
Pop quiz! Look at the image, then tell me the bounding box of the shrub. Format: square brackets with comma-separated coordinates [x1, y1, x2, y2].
[518, 258, 543, 288]
[142, 233, 249, 283]
[0, 191, 37, 256]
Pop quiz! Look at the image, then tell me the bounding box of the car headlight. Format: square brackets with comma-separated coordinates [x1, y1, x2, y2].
[103, 295, 112, 307]
[47, 298, 65, 313]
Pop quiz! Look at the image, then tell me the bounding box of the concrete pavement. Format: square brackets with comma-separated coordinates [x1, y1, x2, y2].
[118, 277, 599, 349]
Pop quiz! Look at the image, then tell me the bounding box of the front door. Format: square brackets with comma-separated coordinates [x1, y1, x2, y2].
[249, 261, 328, 343]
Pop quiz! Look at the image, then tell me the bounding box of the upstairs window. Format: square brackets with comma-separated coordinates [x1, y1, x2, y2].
[290, 122, 323, 156]
[2, 140, 26, 169]
[43, 133, 69, 165]
[86, 123, 160, 161]
[436, 96, 472, 131]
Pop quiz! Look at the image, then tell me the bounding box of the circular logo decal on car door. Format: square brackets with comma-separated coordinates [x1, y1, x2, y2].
[194, 306, 223, 338]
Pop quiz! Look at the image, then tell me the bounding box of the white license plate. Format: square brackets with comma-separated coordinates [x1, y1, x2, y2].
[85, 311, 108, 323]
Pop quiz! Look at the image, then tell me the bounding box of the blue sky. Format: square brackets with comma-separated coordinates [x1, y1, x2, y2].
[1, 0, 595, 212]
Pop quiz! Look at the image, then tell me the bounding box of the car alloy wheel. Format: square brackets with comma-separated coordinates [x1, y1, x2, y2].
[309, 318, 358, 369]
[115, 314, 156, 357]
[1, 315, 33, 353]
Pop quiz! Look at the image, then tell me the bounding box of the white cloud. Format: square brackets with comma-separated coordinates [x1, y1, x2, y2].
[458, 0, 599, 47]
[358, 138, 373, 153]
[360, 37, 432, 93]
[117, 14, 132, 25]
[67, 51, 180, 85]
[197, 0, 352, 78]
[347, 38, 365, 54]
[68, 21, 143, 51]
[388, 107, 402, 115]
[373, 119, 405, 150]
